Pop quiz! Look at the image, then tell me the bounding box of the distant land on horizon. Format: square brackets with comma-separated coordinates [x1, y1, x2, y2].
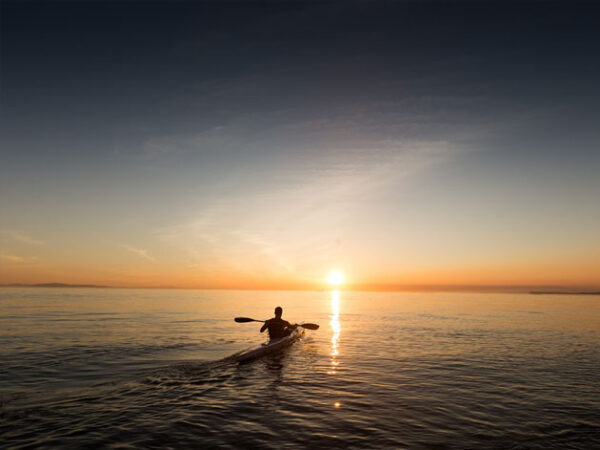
[529, 290, 600, 295]
[0, 283, 599, 295]
[0, 283, 109, 289]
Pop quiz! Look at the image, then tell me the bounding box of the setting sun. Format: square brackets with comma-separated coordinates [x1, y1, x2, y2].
[327, 270, 344, 286]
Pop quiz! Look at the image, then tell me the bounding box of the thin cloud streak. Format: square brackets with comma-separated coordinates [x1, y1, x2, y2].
[0, 229, 44, 245]
[0, 252, 38, 263]
[123, 246, 157, 263]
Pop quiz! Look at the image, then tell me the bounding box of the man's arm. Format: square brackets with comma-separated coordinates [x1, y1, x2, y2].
[260, 320, 269, 333]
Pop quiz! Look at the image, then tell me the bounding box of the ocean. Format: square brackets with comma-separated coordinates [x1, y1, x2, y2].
[1, 288, 599, 449]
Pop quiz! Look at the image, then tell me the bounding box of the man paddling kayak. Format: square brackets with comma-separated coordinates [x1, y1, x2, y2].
[260, 306, 297, 340]
[234, 314, 319, 362]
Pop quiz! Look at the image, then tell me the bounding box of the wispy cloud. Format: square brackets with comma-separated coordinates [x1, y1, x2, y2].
[0, 229, 44, 245]
[0, 252, 38, 263]
[230, 228, 294, 274]
[140, 97, 479, 282]
[150, 133, 466, 281]
[123, 245, 157, 263]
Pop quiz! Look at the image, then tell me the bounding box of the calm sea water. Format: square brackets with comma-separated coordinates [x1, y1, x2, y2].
[1, 288, 599, 449]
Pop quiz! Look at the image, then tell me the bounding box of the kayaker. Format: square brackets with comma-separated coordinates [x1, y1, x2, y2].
[260, 306, 297, 340]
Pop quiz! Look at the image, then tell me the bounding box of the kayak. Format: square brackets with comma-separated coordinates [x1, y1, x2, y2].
[237, 326, 305, 363]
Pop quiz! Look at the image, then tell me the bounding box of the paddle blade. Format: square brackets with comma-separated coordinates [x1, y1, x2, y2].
[234, 317, 256, 323]
[300, 323, 319, 330]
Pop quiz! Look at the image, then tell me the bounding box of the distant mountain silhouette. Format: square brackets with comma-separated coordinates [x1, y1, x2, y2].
[0, 282, 109, 288]
[529, 290, 600, 295]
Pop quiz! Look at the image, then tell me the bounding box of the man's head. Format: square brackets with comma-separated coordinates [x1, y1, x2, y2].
[274, 306, 283, 318]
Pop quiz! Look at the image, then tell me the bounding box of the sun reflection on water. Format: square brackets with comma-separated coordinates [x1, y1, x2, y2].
[328, 290, 341, 376]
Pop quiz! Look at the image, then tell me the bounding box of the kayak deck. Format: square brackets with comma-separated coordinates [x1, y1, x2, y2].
[237, 326, 305, 363]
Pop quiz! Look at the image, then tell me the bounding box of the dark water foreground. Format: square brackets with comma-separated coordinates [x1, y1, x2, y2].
[1, 288, 599, 449]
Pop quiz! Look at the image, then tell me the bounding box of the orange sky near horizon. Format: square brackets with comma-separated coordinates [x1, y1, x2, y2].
[2, 246, 599, 291]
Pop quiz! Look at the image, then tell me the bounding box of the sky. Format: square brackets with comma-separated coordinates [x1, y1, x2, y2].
[1, 1, 599, 290]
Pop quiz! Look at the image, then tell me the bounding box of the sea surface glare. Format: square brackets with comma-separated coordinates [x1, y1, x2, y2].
[1, 288, 599, 449]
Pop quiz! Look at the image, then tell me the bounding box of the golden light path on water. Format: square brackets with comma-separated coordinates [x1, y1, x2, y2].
[329, 289, 341, 408]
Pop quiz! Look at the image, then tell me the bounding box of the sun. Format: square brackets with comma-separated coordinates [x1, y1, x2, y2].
[327, 269, 344, 286]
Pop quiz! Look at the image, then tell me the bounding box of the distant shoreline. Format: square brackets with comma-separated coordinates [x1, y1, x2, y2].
[0, 283, 599, 295]
[0, 283, 109, 289]
[529, 291, 600, 295]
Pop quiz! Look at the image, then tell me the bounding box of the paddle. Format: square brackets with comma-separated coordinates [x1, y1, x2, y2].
[234, 317, 319, 330]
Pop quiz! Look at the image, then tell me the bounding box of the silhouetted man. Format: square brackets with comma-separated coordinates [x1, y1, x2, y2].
[260, 306, 296, 340]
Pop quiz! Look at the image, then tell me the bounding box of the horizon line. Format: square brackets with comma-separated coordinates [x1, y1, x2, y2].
[1, 282, 599, 294]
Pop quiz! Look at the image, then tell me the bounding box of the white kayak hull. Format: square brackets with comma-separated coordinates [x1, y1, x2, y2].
[237, 326, 304, 363]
